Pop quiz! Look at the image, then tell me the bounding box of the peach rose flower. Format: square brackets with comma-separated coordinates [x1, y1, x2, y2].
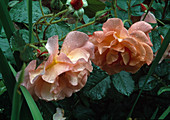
[18, 31, 94, 101]
[89, 18, 153, 75]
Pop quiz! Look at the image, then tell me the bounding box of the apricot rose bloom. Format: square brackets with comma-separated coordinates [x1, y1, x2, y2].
[18, 31, 94, 101]
[89, 18, 153, 75]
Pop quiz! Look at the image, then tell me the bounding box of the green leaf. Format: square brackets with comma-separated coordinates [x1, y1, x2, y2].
[11, 64, 25, 120]
[8, 1, 19, 8]
[159, 106, 170, 119]
[111, 71, 134, 96]
[0, 0, 15, 41]
[83, 65, 111, 100]
[152, 1, 165, 19]
[0, 21, 2, 34]
[0, 48, 16, 100]
[130, 0, 144, 6]
[150, 29, 162, 53]
[154, 61, 169, 77]
[131, 6, 144, 16]
[20, 86, 43, 120]
[10, 30, 34, 62]
[139, 75, 157, 91]
[9, 1, 50, 23]
[27, 0, 34, 43]
[117, 0, 128, 11]
[84, 0, 105, 18]
[45, 22, 71, 39]
[157, 86, 170, 95]
[158, 25, 170, 37]
[0, 81, 7, 96]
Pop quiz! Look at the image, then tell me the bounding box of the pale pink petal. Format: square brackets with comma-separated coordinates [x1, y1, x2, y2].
[140, 12, 157, 24]
[81, 41, 95, 59]
[61, 31, 89, 55]
[35, 80, 55, 101]
[67, 48, 90, 64]
[130, 30, 153, 46]
[66, 72, 79, 86]
[45, 35, 59, 56]
[25, 60, 37, 71]
[42, 63, 71, 83]
[102, 18, 124, 34]
[128, 21, 152, 34]
[29, 62, 45, 84]
[72, 59, 92, 72]
[57, 53, 72, 64]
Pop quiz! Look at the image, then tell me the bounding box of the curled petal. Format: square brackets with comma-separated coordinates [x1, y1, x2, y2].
[130, 30, 153, 46]
[93, 31, 105, 43]
[81, 41, 95, 59]
[61, 31, 89, 55]
[121, 41, 137, 56]
[121, 51, 130, 65]
[45, 35, 59, 56]
[67, 48, 90, 63]
[43, 63, 71, 83]
[142, 43, 153, 65]
[128, 21, 152, 34]
[106, 50, 118, 64]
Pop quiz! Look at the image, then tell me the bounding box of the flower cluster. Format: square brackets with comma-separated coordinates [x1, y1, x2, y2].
[89, 18, 153, 75]
[17, 18, 154, 101]
[17, 31, 94, 101]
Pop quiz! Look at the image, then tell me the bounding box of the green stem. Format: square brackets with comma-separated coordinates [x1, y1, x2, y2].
[123, 19, 131, 25]
[142, 0, 154, 21]
[43, 9, 68, 40]
[112, 0, 117, 18]
[39, 0, 48, 23]
[127, 0, 132, 25]
[156, 18, 165, 26]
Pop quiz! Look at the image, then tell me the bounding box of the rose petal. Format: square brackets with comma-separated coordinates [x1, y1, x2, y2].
[102, 18, 124, 34]
[66, 72, 79, 86]
[140, 12, 157, 24]
[67, 48, 90, 64]
[45, 35, 59, 56]
[81, 41, 95, 59]
[142, 43, 153, 65]
[106, 49, 118, 64]
[121, 51, 130, 65]
[93, 31, 105, 43]
[43, 63, 71, 83]
[130, 30, 153, 46]
[128, 21, 152, 34]
[121, 41, 137, 56]
[61, 31, 89, 55]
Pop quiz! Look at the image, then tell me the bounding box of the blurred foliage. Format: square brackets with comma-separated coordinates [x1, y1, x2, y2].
[0, 0, 170, 120]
